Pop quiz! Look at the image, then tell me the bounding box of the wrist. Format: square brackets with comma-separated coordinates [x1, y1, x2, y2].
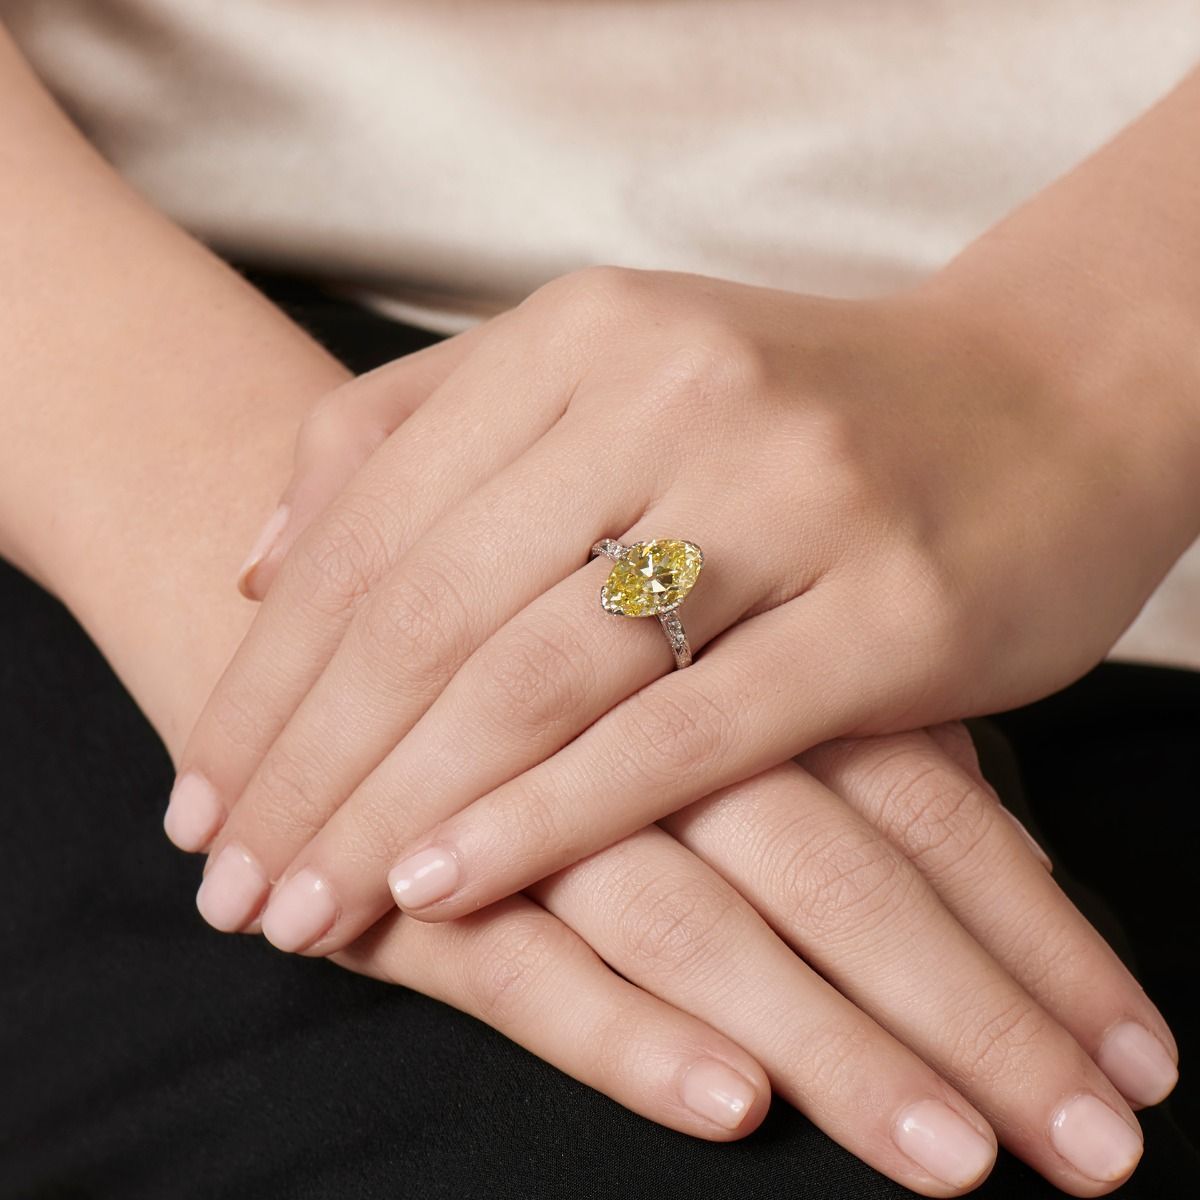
[912, 242, 1200, 558]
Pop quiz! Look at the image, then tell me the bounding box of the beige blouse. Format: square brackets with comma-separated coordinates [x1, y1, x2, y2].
[3, 0, 1198, 663]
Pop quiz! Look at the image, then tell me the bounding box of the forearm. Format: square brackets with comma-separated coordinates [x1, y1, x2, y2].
[0, 27, 350, 753]
[927, 64, 1200, 555]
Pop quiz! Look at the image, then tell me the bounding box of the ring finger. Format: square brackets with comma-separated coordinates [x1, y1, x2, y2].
[198, 457, 782, 943]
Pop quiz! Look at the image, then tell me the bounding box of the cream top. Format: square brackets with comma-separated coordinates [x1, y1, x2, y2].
[5, 1, 1199, 333]
[3, 0, 1198, 665]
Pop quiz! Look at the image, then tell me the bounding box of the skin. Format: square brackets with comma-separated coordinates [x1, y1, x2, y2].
[183, 66, 1200, 957]
[0, 23, 1185, 1195]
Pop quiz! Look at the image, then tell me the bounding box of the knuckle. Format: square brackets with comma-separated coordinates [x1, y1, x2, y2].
[793, 406, 876, 508]
[333, 797, 413, 874]
[789, 1016, 877, 1095]
[298, 393, 355, 448]
[875, 544, 975, 678]
[947, 995, 1051, 1090]
[527, 265, 650, 340]
[796, 733, 874, 782]
[496, 778, 576, 869]
[462, 911, 564, 1026]
[353, 559, 472, 695]
[614, 869, 739, 976]
[245, 743, 334, 845]
[551, 264, 646, 307]
[205, 679, 279, 755]
[477, 613, 595, 742]
[298, 390, 391, 462]
[585, 991, 657, 1080]
[287, 495, 392, 616]
[871, 748, 994, 867]
[659, 320, 768, 406]
[774, 820, 910, 939]
[622, 684, 735, 785]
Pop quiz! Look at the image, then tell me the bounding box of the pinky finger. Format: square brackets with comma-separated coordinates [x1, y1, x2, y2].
[330, 895, 771, 1141]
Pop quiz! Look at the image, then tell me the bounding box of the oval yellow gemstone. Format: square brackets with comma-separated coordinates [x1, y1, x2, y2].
[601, 538, 704, 617]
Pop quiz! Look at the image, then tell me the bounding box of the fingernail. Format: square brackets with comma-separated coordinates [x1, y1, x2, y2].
[1050, 1094, 1143, 1182]
[388, 845, 460, 910]
[1000, 806, 1053, 871]
[236, 503, 290, 599]
[196, 843, 268, 932]
[680, 1059, 757, 1131]
[163, 771, 223, 852]
[261, 868, 338, 953]
[893, 1099, 995, 1188]
[1097, 1021, 1178, 1107]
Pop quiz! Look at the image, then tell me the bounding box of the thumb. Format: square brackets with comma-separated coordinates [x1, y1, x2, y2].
[235, 324, 484, 601]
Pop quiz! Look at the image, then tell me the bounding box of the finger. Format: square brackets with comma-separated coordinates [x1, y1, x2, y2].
[800, 729, 1180, 1111]
[328, 895, 771, 1140]
[247, 486, 777, 954]
[193, 404, 669, 934]
[529, 824, 998, 1196]
[166, 308, 570, 852]
[925, 721, 1053, 870]
[374, 578, 877, 921]
[237, 326, 488, 601]
[658, 760, 1146, 1195]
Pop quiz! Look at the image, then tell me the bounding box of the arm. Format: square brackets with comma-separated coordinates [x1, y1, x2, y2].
[0, 26, 349, 753]
[926, 63, 1200, 566]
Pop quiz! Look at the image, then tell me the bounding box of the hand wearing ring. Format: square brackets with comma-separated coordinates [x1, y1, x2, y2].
[164, 264, 1183, 1189]
[173, 265, 1190, 949]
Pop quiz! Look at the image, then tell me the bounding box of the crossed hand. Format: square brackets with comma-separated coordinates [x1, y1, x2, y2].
[166, 270, 1178, 1195]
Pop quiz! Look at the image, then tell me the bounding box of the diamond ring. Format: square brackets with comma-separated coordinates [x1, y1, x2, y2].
[589, 537, 704, 669]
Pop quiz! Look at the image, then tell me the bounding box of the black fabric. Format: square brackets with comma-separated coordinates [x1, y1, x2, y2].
[2, 276, 1197, 1198]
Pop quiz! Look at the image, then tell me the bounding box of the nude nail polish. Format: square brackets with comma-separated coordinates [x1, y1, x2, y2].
[163, 771, 223, 852]
[1050, 1094, 1143, 1182]
[236, 503, 290, 599]
[680, 1060, 757, 1130]
[388, 845, 460, 909]
[261, 868, 338, 952]
[1097, 1021, 1179, 1107]
[196, 843, 268, 932]
[893, 1099, 995, 1188]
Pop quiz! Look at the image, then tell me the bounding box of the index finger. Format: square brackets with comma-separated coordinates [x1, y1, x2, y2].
[163, 313, 563, 852]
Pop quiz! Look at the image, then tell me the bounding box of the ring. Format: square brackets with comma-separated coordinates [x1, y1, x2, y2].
[589, 537, 704, 669]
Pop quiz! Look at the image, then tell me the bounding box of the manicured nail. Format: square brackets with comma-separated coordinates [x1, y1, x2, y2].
[236, 503, 290, 599]
[1097, 1021, 1178, 1107]
[893, 1099, 995, 1188]
[261, 868, 338, 953]
[1050, 1094, 1143, 1182]
[680, 1059, 757, 1131]
[196, 843, 268, 932]
[163, 771, 223, 852]
[388, 845, 460, 910]
[1000, 806, 1053, 871]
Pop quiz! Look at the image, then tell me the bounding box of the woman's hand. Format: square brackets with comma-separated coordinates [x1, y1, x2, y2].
[332, 723, 1173, 1196]
[173, 265, 1197, 946]
[179, 311, 1176, 1194]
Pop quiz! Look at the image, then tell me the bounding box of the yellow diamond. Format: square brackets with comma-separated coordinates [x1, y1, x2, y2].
[601, 538, 704, 617]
